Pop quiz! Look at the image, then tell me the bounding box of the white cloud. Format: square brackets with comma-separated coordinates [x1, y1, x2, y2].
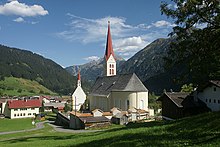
[58, 14, 132, 44]
[114, 36, 147, 52]
[13, 17, 24, 22]
[84, 56, 100, 61]
[57, 14, 174, 59]
[0, 0, 48, 17]
[152, 20, 176, 28]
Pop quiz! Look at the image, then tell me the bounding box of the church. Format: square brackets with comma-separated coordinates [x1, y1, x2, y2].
[88, 22, 149, 112]
[72, 70, 87, 111]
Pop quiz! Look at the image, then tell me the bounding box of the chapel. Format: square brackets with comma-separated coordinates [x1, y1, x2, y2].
[72, 70, 87, 111]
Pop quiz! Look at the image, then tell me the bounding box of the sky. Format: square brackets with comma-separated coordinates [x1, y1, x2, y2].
[0, 0, 176, 68]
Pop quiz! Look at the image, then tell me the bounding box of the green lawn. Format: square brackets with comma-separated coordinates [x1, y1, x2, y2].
[0, 77, 57, 96]
[0, 118, 35, 132]
[0, 111, 220, 146]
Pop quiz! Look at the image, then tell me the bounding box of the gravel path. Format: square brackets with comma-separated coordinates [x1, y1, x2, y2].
[0, 121, 45, 135]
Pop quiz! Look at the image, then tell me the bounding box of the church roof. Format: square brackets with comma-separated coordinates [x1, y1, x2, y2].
[90, 73, 148, 96]
[105, 21, 115, 60]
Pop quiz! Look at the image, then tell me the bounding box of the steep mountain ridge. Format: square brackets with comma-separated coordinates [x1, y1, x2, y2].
[118, 38, 173, 81]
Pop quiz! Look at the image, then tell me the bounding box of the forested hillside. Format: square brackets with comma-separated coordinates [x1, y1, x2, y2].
[0, 45, 75, 95]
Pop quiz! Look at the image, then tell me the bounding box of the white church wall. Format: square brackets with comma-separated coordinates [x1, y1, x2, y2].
[89, 95, 108, 111]
[136, 92, 148, 110]
[111, 91, 148, 111]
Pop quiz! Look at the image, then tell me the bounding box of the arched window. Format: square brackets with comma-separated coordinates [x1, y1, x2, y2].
[110, 69, 111, 74]
[110, 64, 111, 68]
[112, 69, 114, 75]
[112, 64, 114, 68]
[126, 100, 130, 109]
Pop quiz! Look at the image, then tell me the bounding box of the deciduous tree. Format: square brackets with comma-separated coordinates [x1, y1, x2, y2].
[161, 0, 220, 84]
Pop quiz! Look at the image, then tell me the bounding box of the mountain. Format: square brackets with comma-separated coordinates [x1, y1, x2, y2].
[0, 45, 76, 95]
[118, 38, 173, 81]
[65, 55, 125, 83]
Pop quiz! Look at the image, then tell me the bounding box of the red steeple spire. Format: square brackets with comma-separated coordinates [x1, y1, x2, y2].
[105, 21, 115, 60]
[77, 69, 81, 81]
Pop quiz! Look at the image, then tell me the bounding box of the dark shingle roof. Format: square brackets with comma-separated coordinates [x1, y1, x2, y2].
[160, 92, 190, 107]
[90, 73, 148, 96]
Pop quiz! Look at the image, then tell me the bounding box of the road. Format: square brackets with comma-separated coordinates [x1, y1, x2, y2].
[0, 121, 45, 135]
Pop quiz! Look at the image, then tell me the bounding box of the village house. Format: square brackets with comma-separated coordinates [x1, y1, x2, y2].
[196, 80, 220, 111]
[88, 22, 149, 113]
[158, 91, 210, 120]
[72, 70, 87, 111]
[69, 109, 111, 129]
[43, 103, 65, 112]
[158, 80, 220, 120]
[4, 99, 41, 119]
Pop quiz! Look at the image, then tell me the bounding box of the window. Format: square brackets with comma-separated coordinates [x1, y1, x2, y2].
[112, 69, 114, 75]
[28, 113, 31, 116]
[206, 99, 208, 102]
[126, 100, 130, 109]
[23, 113, 25, 116]
[110, 64, 111, 68]
[31, 108, 35, 110]
[14, 109, 18, 111]
[21, 108, 27, 111]
[209, 99, 211, 103]
[218, 100, 220, 104]
[112, 64, 114, 68]
[110, 69, 111, 74]
[20, 113, 22, 116]
[214, 87, 216, 91]
[14, 114, 16, 117]
[214, 99, 216, 103]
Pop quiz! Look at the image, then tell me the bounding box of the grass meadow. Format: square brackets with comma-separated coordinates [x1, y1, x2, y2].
[0, 111, 220, 146]
[0, 118, 35, 132]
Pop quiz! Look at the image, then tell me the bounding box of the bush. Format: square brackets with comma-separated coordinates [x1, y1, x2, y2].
[17, 89, 22, 93]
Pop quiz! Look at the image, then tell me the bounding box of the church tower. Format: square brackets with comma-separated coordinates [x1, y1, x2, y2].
[104, 21, 116, 76]
[77, 69, 81, 87]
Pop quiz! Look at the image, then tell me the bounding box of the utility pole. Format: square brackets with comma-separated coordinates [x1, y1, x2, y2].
[75, 96, 77, 129]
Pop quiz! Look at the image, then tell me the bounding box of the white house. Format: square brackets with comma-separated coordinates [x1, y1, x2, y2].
[72, 70, 87, 111]
[197, 80, 220, 111]
[88, 22, 149, 112]
[4, 99, 41, 119]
